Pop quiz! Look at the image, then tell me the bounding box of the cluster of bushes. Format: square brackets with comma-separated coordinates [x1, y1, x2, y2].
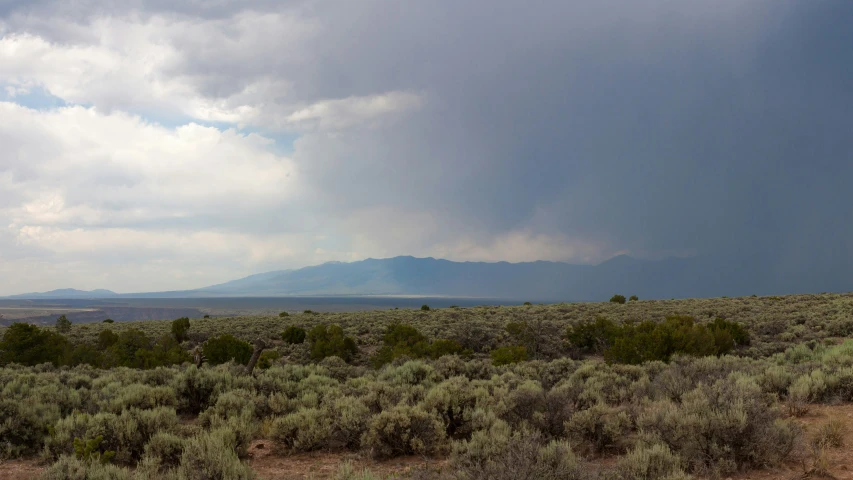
[0, 323, 189, 369]
[7, 332, 845, 478]
[567, 315, 750, 364]
[7, 296, 853, 477]
[26, 291, 853, 365]
[371, 323, 466, 367]
[307, 324, 358, 362]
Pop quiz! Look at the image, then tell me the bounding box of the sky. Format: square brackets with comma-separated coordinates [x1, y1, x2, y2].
[1, 1, 852, 294]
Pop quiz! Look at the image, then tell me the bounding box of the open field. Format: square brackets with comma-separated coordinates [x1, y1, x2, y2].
[2, 292, 853, 479]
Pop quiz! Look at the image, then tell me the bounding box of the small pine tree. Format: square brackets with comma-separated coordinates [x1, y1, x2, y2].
[281, 326, 306, 344]
[202, 334, 253, 365]
[56, 315, 72, 333]
[609, 294, 626, 304]
[421, 304, 430, 311]
[171, 317, 191, 343]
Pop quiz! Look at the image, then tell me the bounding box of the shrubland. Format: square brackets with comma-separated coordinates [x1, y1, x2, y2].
[0, 292, 852, 478]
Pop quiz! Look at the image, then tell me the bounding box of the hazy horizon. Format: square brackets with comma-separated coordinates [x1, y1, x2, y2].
[2, 1, 852, 295]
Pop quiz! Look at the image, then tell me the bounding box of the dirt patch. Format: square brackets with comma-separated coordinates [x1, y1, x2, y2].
[722, 403, 853, 480]
[247, 440, 445, 479]
[0, 458, 44, 480]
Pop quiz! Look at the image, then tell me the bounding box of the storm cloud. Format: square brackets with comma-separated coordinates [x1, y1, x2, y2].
[1, 0, 852, 294]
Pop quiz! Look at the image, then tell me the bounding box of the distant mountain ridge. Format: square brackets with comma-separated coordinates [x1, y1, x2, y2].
[7, 288, 118, 299]
[6, 254, 853, 301]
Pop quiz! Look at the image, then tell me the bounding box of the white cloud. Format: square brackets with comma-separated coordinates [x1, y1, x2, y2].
[0, 15, 421, 131]
[284, 91, 424, 130]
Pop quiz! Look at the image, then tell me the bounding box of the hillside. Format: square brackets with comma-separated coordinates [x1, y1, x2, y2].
[11, 253, 853, 301]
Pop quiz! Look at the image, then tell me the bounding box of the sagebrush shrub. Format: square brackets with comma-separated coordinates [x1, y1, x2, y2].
[362, 404, 445, 459]
[46, 407, 178, 465]
[451, 422, 591, 480]
[271, 407, 333, 452]
[423, 376, 480, 439]
[0, 397, 60, 458]
[637, 374, 799, 475]
[40, 455, 134, 480]
[143, 431, 185, 469]
[177, 428, 254, 480]
[607, 442, 689, 480]
[565, 403, 632, 454]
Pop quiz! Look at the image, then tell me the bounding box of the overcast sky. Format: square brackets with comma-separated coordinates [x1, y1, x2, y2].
[1, 1, 852, 294]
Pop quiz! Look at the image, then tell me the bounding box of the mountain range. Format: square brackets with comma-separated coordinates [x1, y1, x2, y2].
[6, 254, 852, 301]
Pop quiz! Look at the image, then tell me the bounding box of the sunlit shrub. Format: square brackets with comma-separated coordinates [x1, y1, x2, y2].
[637, 374, 798, 475]
[451, 422, 591, 480]
[362, 404, 445, 459]
[607, 442, 689, 480]
[177, 428, 255, 480]
[565, 403, 631, 454]
[40, 455, 134, 480]
[271, 407, 333, 451]
[143, 431, 185, 470]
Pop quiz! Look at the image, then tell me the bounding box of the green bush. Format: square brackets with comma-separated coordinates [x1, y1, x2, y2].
[307, 324, 358, 362]
[102, 319, 114, 323]
[564, 403, 631, 454]
[362, 405, 445, 459]
[281, 326, 306, 344]
[257, 350, 281, 370]
[98, 330, 119, 349]
[609, 442, 689, 480]
[490, 346, 528, 366]
[271, 408, 333, 451]
[709, 317, 750, 346]
[452, 422, 591, 480]
[203, 334, 252, 365]
[46, 407, 178, 465]
[0, 323, 69, 366]
[421, 304, 430, 311]
[73, 435, 116, 465]
[566, 317, 620, 354]
[0, 397, 60, 458]
[278, 311, 289, 317]
[171, 317, 191, 343]
[177, 428, 255, 480]
[373, 323, 466, 367]
[637, 374, 799, 475]
[423, 376, 479, 439]
[567, 316, 748, 365]
[143, 431, 185, 469]
[40, 455, 133, 480]
[629, 295, 639, 302]
[610, 295, 627, 304]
